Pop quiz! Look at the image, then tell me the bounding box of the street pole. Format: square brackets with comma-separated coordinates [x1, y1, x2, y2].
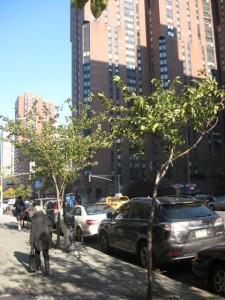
[117, 174, 121, 193]
[89, 175, 121, 194]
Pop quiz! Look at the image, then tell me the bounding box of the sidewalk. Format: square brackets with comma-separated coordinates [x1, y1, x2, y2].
[0, 214, 222, 300]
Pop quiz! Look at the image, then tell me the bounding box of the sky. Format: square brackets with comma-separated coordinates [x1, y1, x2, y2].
[0, 0, 71, 122]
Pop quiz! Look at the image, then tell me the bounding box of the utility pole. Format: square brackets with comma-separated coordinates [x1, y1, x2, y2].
[89, 174, 121, 193]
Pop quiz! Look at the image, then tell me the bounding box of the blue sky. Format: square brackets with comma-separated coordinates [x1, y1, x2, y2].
[0, 0, 71, 121]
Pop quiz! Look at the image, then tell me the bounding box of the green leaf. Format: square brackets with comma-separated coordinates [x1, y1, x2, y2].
[71, 0, 89, 9]
[91, 0, 108, 18]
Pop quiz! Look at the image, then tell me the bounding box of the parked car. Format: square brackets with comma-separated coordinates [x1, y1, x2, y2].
[98, 197, 225, 267]
[192, 242, 225, 296]
[45, 199, 63, 227]
[97, 195, 129, 210]
[2, 201, 10, 214]
[208, 196, 225, 211]
[28, 198, 57, 219]
[60, 203, 115, 242]
[194, 194, 215, 206]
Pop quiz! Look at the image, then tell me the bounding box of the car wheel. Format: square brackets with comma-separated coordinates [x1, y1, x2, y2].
[138, 241, 147, 268]
[99, 231, 111, 253]
[209, 205, 214, 211]
[210, 263, 225, 295]
[76, 226, 84, 242]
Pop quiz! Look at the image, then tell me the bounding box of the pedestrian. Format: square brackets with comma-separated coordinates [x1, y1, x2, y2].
[13, 196, 25, 231]
[30, 205, 53, 276]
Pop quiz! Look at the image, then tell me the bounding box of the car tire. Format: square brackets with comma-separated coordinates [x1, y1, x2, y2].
[210, 263, 225, 295]
[138, 241, 147, 268]
[209, 205, 214, 211]
[76, 226, 84, 242]
[99, 231, 111, 253]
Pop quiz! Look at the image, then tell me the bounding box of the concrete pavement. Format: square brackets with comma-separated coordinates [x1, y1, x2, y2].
[0, 214, 223, 300]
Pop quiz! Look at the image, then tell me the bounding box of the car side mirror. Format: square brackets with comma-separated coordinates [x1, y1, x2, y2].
[106, 212, 113, 219]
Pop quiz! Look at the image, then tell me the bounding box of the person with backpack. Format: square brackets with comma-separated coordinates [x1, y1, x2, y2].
[13, 196, 25, 231]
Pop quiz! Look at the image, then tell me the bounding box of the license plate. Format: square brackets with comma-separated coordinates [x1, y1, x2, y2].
[195, 229, 207, 238]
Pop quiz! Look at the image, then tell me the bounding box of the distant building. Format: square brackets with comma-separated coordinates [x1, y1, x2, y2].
[14, 93, 55, 185]
[1, 131, 14, 177]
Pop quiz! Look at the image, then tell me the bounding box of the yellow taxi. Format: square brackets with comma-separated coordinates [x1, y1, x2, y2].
[97, 195, 129, 210]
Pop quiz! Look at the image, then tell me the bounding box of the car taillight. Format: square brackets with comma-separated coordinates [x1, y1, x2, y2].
[53, 203, 58, 215]
[166, 251, 180, 257]
[215, 217, 223, 226]
[86, 220, 100, 225]
[161, 223, 186, 232]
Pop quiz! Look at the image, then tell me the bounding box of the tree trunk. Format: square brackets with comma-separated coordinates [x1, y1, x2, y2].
[146, 162, 170, 300]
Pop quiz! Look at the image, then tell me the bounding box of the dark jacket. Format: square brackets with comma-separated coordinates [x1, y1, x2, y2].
[30, 211, 53, 251]
[14, 199, 25, 215]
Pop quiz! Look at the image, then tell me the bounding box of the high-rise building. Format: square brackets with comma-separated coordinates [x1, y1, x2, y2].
[14, 93, 55, 184]
[211, 0, 225, 86]
[71, 1, 225, 198]
[1, 131, 14, 177]
[71, 1, 151, 199]
[148, 0, 224, 194]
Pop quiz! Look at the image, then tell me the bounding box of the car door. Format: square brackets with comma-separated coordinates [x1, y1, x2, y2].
[106, 203, 132, 248]
[120, 203, 149, 252]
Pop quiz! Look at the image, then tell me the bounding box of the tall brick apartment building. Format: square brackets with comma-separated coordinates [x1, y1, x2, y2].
[14, 93, 55, 186]
[71, 0, 225, 200]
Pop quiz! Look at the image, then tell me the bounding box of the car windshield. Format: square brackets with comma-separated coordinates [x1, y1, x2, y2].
[161, 203, 215, 220]
[98, 198, 106, 203]
[85, 204, 114, 215]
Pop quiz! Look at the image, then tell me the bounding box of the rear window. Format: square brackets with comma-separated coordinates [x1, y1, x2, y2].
[85, 204, 114, 215]
[160, 203, 216, 220]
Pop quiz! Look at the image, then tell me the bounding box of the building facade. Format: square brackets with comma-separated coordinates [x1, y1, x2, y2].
[71, 0, 151, 199]
[71, 0, 225, 199]
[14, 93, 55, 186]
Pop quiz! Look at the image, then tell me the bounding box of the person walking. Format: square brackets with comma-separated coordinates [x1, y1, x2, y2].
[13, 196, 25, 231]
[30, 205, 53, 276]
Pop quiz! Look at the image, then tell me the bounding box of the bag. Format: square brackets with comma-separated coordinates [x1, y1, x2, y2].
[29, 248, 37, 272]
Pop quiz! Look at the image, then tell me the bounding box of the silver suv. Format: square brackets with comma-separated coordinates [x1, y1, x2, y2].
[98, 197, 225, 267]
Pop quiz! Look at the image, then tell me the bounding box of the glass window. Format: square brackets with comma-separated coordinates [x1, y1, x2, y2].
[161, 203, 215, 220]
[114, 203, 131, 219]
[128, 203, 150, 219]
[74, 207, 81, 216]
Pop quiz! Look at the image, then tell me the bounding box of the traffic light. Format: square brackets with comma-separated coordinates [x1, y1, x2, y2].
[88, 175, 91, 182]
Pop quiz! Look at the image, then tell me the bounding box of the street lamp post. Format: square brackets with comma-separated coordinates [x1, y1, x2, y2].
[89, 174, 121, 193]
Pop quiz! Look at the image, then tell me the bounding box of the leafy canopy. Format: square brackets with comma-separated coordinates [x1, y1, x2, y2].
[71, 0, 108, 18]
[0, 98, 112, 200]
[99, 73, 225, 165]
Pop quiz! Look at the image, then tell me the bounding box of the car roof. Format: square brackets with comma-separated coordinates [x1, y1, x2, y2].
[130, 197, 202, 206]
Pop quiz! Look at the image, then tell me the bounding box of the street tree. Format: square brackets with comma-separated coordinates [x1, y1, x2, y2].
[0, 97, 112, 246]
[3, 188, 15, 199]
[99, 73, 225, 300]
[71, 0, 108, 18]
